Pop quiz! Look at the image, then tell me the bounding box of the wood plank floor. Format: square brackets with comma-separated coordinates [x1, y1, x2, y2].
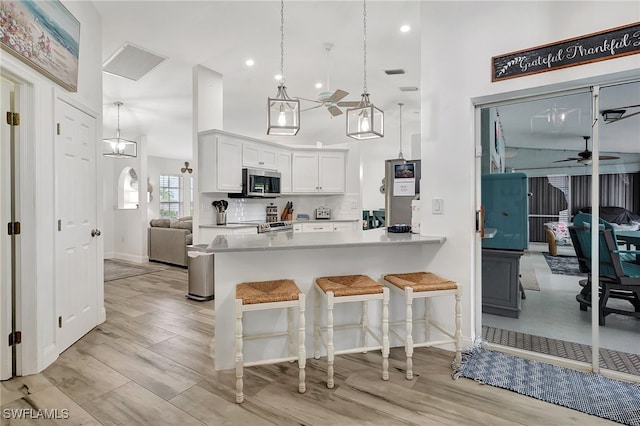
[1, 263, 618, 425]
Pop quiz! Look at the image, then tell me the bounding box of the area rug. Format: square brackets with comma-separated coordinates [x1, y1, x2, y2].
[455, 346, 640, 425]
[104, 259, 168, 282]
[542, 252, 587, 276]
[519, 268, 540, 291]
[482, 326, 640, 376]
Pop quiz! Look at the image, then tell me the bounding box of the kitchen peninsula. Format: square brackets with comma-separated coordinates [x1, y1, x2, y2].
[206, 229, 447, 370]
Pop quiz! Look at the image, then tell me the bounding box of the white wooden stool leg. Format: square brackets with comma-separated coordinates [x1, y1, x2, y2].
[361, 300, 368, 353]
[298, 294, 306, 394]
[454, 287, 462, 368]
[235, 299, 244, 403]
[287, 306, 295, 360]
[405, 287, 414, 380]
[327, 291, 335, 389]
[382, 287, 390, 381]
[314, 287, 320, 359]
[424, 296, 430, 343]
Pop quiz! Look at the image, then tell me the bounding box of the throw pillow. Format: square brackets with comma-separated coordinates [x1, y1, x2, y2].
[170, 220, 192, 231]
[178, 215, 193, 221]
[546, 221, 570, 245]
[149, 218, 171, 228]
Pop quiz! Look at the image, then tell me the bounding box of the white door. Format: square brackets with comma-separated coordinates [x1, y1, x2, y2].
[1, 79, 13, 379]
[55, 98, 99, 352]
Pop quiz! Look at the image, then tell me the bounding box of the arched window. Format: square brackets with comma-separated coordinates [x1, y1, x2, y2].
[117, 167, 139, 209]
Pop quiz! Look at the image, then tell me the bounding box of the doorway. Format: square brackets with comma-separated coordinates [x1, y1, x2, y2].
[478, 80, 640, 377]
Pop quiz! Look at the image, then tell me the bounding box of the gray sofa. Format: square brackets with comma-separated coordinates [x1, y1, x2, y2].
[148, 217, 193, 267]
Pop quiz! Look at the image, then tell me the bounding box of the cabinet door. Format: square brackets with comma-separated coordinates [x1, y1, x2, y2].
[333, 222, 355, 232]
[216, 136, 243, 192]
[318, 152, 345, 194]
[292, 152, 319, 193]
[277, 151, 292, 194]
[233, 227, 258, 235]
[302, 223, 333, 233]
[243, 142, 278, 170]
[198, 133, 217, 193]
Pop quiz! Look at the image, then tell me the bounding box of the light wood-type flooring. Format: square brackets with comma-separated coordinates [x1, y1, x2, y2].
[1, 263, 617, 425]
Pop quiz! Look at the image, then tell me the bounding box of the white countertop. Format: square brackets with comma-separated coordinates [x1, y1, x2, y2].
[205, 228, 445, 253]
[199, 223, 257, 229]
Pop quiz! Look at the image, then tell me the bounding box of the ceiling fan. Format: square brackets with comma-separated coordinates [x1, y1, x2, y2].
[299, 43, 361, 117]
[553, 136, 620, 165]
[601, 104, 640, 124]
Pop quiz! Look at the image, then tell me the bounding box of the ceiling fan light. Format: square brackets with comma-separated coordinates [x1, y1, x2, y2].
[602, 109, 625, 122]
[578, 158, 592, 165]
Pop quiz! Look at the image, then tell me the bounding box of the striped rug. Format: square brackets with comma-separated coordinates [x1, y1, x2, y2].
[482, 326, 640, 376]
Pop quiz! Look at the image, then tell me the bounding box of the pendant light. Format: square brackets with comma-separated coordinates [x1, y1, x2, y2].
[103, 101, 137, 158]
[347, 0, 383, 140]
[267, 0, 300, 135]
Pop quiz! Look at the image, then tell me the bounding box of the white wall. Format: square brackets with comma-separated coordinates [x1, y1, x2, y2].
[419, 1, 640, 344]
[0, 1, 103, 374]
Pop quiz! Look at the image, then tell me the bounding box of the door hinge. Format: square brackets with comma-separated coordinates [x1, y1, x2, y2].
[8, 331, 21, 346]
[6, 111, 20, 126]
[56, 123, 60, 135]
[58, 316, 62, 328]
[7, 221, 20, 235]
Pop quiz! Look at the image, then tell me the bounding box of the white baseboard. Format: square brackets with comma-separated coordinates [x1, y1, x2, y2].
[112, 252, 146, 264]
[104, 251, 114, 259]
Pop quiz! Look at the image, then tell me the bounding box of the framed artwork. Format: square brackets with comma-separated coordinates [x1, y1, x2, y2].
[0, 0, 80, 92]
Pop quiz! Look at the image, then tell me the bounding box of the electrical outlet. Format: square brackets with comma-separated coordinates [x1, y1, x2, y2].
[203, 202, 210, 211]
[432, 198, 444, 214]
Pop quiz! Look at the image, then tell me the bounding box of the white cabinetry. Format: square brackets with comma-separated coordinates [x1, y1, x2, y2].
[292, 151, 345, 194]
[198, 131, 242, 193]
[299, 221, 358, 233]
[277, 151, 292, 194]
[242, 142, 278, 170]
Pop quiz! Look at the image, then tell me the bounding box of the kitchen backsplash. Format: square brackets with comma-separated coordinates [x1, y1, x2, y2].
[200, 193, 360, 224]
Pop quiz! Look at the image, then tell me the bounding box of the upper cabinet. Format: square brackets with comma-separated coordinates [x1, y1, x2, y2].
[292, 151, 345, 194]
[198, 131, 242, 193]
[277, 151, 292, 194]
[242, 142, 278, 170]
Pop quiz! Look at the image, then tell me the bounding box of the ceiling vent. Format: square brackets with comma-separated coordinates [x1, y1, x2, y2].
[384, 68, 405, 75]
[103, 42, 167, 81]
[399, 86, 419, 92]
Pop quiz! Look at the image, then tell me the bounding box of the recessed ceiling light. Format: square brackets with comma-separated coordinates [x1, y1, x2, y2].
[274, 74, 282, 81]
[400, 24, 411, 33]
[315, 82, 323, 89]
[245, 59, 254, 66]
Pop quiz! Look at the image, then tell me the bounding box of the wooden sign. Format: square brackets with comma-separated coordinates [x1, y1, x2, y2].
[492, 22, 640, 82]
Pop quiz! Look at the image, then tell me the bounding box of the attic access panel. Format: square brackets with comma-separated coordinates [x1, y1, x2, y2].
[103, 42, 167, 81]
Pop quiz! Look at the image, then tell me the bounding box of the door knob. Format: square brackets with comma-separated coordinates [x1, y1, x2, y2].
[96, 229, 101, 236]
[91, 229, 102, 237]
[91, 229, 97, 237]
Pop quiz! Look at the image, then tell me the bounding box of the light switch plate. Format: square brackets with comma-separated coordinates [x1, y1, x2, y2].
[432, 198, 444, 214]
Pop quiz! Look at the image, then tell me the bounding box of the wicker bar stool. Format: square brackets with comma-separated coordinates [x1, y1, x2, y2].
[314, 274, 389, 389]
[383, 272, 461, 380]
[235, 279, 306, 404]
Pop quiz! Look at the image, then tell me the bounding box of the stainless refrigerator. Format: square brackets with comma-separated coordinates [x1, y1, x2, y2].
[384, 159, 421, 226]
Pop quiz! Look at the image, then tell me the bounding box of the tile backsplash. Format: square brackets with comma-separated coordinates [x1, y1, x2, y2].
[200, 193, 360, 224]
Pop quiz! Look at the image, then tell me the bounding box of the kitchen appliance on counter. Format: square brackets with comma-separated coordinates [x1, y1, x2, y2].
[229, 168, 281, 198]
[315, 206, 331, 220]
[257, 221, 293, 233]
[384, 159, 421, 227]
[266, 203, 278, 223]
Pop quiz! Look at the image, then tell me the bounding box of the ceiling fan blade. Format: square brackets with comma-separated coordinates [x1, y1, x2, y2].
[552, 158, 581, 163]
[598, 155, 621, 160]
[297, 97, 323, 104]
[301, 104, 324, 112]
[605, 110, 640, 123]
[337, 101, 362, 108]
[327, 105, 343, 117]
[326, 89, 349, 103]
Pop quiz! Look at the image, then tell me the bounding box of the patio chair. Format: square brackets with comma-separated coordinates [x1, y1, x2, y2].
[569, 225, 640, 325]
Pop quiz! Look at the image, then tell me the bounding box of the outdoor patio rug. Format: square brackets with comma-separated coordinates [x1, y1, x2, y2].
[542, 252, 587, 276]
[104, 259, 168, 282]
[454, 345, 640, 425]
[483, 326, 640, 376]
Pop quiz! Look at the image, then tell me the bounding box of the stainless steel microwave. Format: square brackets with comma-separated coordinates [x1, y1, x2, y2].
[230, 168, 281, 198]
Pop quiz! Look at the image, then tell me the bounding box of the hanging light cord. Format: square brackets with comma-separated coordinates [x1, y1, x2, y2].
[398, 103, 404, 159]
[362, 0, 367, 95]
[280, 0, 285, 84]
